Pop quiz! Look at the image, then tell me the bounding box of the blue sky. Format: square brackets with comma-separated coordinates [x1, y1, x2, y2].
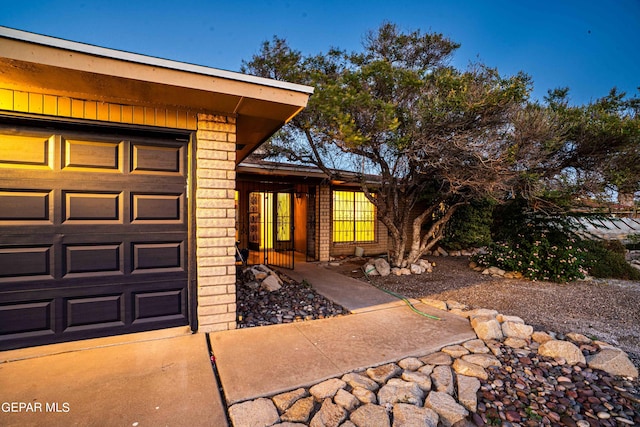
[1, 0, 638, 106]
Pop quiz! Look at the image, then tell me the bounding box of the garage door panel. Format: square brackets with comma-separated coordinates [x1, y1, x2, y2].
[65, 294, 124, 331]
[132, 193, 182, 222]
[0, 236, 186, 283]
[0, 190, 52, 222]
[133, 288, 186, 323]
[0, 270, 188, 293]
[62, 138, 122, 172]
[0, 279, 188, 349]
[0, 299, 55, 336]
[0, 134, 53, 168]
[63, 191, 122, 222]
[64, 244, 123, 277]
[0, 246, 52, 280]
[131, 142, 184, 175]
[132, 242, 184, 272]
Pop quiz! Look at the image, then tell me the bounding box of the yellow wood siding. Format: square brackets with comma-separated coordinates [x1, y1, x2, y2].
[0, 88, 197, 130]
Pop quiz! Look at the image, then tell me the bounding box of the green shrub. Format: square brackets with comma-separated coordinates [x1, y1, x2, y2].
[626, 234, 640, 250]
[580, 239, 640, 280]
[443, 199, 495, 250]
[602, 239, 627, 255]
[490, 198, 531, 243]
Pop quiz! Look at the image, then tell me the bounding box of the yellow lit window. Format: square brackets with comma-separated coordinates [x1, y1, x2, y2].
[276, 193, 291, 241]
[333, 190, 375, 243]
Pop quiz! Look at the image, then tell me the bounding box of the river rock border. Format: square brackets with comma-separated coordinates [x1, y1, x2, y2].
[227, 300, 640, 427]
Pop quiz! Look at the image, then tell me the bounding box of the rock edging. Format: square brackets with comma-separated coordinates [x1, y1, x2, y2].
[227, 300, 640, 427]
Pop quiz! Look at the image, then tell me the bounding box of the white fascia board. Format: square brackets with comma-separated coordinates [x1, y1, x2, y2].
[0, 26, 314, 95]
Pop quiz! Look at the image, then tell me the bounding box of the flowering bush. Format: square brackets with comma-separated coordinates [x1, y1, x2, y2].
[473, 225, 587, 283]
[472, 199, 639, 282]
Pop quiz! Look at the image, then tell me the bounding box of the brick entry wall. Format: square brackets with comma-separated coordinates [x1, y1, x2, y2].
[195, 114, 237, 332]
[317, 185, 331, 262]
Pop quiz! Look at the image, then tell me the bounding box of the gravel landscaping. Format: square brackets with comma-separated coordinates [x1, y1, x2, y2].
[325, 255, 640, 371]
[236, 266, 347, 328]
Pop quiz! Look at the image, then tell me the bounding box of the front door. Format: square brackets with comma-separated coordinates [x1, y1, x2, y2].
[267, 192, 294, 269]
[247, 191, 294, 269]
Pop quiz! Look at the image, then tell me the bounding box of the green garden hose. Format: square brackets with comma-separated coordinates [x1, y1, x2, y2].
[362, 266, 442, 321]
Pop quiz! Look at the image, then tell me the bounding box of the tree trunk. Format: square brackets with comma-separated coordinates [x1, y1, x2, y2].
[378, 213, 405, 267]
[400, 203, 464, 266]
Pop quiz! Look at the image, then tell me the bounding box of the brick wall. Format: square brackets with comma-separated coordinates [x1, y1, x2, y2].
[195, 114, 237, 332]
[317, 185, 331, 261]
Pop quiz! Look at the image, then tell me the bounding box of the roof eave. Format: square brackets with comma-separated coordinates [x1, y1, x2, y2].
[0, 26, 314, 96]
[0, 26, 313, 163]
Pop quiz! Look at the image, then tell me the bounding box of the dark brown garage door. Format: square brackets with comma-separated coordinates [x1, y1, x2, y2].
[0, 122, 191, 350]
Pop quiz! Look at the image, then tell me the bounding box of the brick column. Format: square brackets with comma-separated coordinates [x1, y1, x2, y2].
[318, 184, 331, 262]
[195, 114, 237, 332]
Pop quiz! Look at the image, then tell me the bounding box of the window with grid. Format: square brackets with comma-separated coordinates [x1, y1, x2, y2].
[332, 190, 375, 243]
[276, 193, 291, 241]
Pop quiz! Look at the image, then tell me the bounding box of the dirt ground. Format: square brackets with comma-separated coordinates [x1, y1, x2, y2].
[325, 255, 640, 369]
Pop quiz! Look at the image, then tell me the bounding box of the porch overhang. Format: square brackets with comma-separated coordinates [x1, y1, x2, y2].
[237, 161, 382, 187]
[238, 161, 330, 181]
[0, 26, 313, 162]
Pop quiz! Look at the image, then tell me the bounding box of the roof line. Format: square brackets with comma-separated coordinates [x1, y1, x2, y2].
[238, 160, 382, 184]
[0, 26, 314, 95]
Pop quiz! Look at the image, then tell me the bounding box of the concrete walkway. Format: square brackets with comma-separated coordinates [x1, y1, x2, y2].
[210, 262, 476, 405]
[284, 261, 398, 312]
[0, 327, 228, 427]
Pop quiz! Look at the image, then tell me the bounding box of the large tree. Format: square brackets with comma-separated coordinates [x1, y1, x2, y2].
[544, 88, 640, 207]
[243, 23, 640, 265]
[241, 24, 562, 266]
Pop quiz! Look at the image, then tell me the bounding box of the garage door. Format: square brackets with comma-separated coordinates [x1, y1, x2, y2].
[0, 122, 191, 350]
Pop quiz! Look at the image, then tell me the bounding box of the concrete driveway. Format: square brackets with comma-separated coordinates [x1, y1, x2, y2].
[0, 327, 228, 427]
